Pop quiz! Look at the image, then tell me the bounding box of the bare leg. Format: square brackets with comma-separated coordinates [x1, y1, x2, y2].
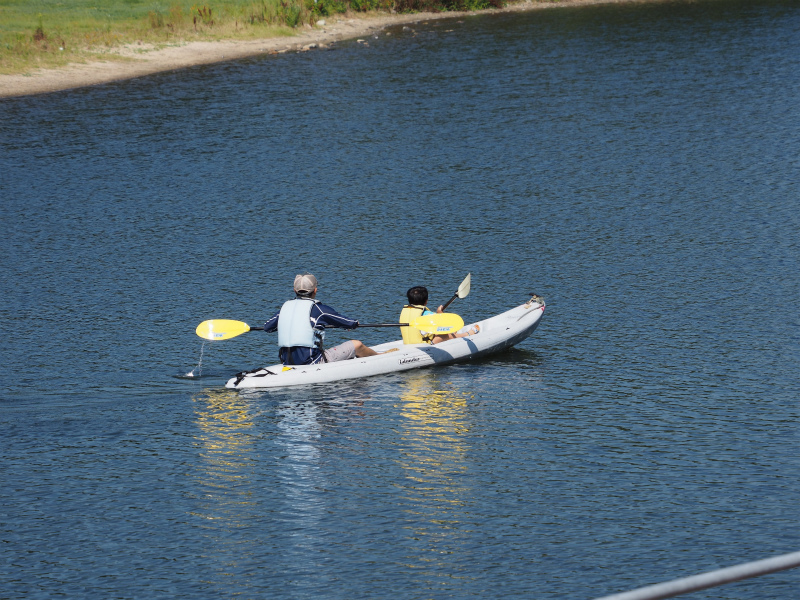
[351, 340, 378, 357]
[432, 324, 480, 345]
[431, 334, 455, 344]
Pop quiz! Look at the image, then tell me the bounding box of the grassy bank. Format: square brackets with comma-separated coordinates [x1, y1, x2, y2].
[0, 0, 504, 74]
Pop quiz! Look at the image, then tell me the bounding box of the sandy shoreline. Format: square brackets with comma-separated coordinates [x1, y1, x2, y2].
[0, 0, 639, 98]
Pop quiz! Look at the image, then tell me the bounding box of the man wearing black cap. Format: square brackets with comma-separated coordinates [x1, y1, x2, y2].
[262, 273, 378, 366]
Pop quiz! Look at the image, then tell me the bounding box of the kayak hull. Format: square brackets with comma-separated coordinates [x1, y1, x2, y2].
[225, 295, 545, 390]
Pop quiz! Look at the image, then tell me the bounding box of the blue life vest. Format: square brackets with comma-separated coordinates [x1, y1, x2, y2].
[277, 298, 320, 348]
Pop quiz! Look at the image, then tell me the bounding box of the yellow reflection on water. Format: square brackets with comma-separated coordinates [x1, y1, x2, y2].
[191, 388, 332, 591]
[192, 388, 259, 515]
[396, 372, 474, 568]
[190, 388, 265, 595]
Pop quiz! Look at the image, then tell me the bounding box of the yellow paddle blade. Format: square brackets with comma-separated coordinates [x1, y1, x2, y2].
[196, 319, 251, 341]
[411, 313, 464, 335]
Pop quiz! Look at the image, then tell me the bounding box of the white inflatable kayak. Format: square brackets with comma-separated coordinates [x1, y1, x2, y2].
[226, 294, 545, 390]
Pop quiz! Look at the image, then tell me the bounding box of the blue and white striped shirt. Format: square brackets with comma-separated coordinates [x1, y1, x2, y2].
[263, 300, 359, 365]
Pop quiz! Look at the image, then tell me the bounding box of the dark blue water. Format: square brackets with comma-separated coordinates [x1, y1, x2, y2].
[2, 0, 799, 597]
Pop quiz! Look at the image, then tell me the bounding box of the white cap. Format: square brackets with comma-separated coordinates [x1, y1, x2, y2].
[293, 273, 318, 295]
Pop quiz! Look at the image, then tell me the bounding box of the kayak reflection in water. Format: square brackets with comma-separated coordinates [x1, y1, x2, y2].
[262, 273, 378, 366]
[400, 286, 480, 345]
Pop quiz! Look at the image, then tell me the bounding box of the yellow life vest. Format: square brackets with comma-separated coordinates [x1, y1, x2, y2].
[400, 304, 432, 344]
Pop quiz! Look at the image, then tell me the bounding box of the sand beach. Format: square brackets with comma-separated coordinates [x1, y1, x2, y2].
[0, 0, 644, 98]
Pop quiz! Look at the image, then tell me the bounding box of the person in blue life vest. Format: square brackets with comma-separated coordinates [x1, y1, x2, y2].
[400, 286, 480, 345]
[263, 273, 379, 366]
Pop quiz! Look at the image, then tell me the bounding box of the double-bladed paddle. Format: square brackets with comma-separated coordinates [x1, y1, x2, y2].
[195, 312, 464, 341]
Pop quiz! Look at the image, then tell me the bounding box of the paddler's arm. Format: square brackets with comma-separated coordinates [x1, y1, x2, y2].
[262, 310, 280, 333]
[312, 303, 359, 330]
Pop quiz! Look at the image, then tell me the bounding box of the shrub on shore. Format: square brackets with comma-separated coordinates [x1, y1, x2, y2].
[1, 0, 506, 75]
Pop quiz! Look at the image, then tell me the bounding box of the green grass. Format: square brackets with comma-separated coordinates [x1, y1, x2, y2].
[0, 0, 506, 74]
[0, 0, 307, 73]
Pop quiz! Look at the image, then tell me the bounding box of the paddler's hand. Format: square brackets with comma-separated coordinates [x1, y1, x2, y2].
[437, 305, 444, 313]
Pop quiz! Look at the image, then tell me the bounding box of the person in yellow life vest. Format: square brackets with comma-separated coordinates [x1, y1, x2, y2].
[400, 286, 480, 345]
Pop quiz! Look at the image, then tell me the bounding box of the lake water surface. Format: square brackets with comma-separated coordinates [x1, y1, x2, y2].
[2, 0, 799, 597]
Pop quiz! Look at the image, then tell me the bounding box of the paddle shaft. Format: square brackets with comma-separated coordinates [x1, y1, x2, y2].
[249, 323, 409, 331]
[440, 293, 458, 312]
[198, 313, 463, 341]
